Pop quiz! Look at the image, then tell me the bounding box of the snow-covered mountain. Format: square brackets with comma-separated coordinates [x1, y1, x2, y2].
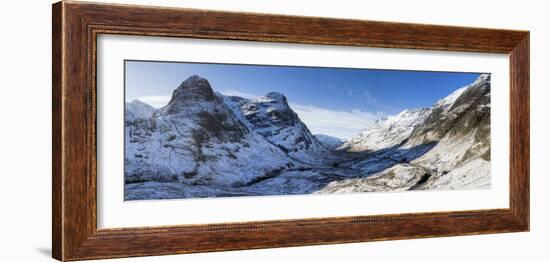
[125, 75, 343, 199]
[125, 76, 292, 190]
[224, 93, 332, 164]
[406, 74, 490, 146]
[125, 99, 156, 121]
[341, 108, 431, 152]
[407, 74, 491, 190]
[320, 74, 491, 192]
[125, 74, 491, 200]
[315, 134, 345, 150]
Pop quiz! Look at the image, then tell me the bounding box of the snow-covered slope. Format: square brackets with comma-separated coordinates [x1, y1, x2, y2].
[406, 74, 490, 145]
[408, 74, 491, 190]
[125, 75, 340, 200]
[341, 108, 431, 152]
[315, 134, 345, 150]
[125, 99, 156, 122]
[224, 92, 332, 164]
[325, 74, 491, 192]
[125, 75, 292, 190]
[125, 74, 491, 200]
[316, 164, 427, 194]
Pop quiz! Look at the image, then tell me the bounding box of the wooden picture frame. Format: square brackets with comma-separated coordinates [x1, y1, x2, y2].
[52, 1, 529, 261]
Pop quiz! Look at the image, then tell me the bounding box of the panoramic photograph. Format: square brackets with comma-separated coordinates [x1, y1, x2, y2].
[124, 60, 491, 201]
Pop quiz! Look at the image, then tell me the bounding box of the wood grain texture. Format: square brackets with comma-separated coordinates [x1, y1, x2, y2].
[52, 2, 63, 260]
[52, 1, 530, 261]
[509, 35, 530, 227]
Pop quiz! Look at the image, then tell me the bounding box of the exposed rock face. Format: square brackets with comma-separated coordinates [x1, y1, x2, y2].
[406, 74, 490, 146]
[159, 75, 215, 114]
[224, 92, 330, 163]
[408, 74, 491, 190]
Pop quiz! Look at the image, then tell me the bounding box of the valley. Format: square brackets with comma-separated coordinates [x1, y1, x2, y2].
[124, 74, 491, 200]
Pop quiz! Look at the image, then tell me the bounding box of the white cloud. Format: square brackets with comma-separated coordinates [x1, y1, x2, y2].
[135, 95, 170, 108]
[290, 103, 382, 140]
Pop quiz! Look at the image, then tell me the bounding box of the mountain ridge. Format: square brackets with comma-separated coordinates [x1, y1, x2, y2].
[320, 74, 491, 192]
[125, 74, 491, 200]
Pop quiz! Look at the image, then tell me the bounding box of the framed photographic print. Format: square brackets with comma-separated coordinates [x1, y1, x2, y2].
[52, 1, 529, 261]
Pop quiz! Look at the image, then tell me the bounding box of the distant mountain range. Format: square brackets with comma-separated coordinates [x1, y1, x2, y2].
[125, 74, 491, 200]
[314, 134, 345, 150]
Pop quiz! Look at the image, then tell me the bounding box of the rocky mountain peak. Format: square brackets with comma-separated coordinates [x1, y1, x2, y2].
[264, 92, 288, 104]
[129, 99, 151, 107]
[125, 99, 156, 121]
[172, 75, 215, 101]
[160, 75, 216, 115]
[223, 90, 329, 161]
[475, 73, 490, 84]
[434, 74, 490, 112]
[406, 73, 490, 145]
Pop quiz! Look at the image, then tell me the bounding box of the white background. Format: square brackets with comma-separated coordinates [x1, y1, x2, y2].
[0, 0, 546, 261]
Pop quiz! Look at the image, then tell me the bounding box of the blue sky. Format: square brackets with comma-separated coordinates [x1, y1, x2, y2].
[125, 60, 481, 139]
